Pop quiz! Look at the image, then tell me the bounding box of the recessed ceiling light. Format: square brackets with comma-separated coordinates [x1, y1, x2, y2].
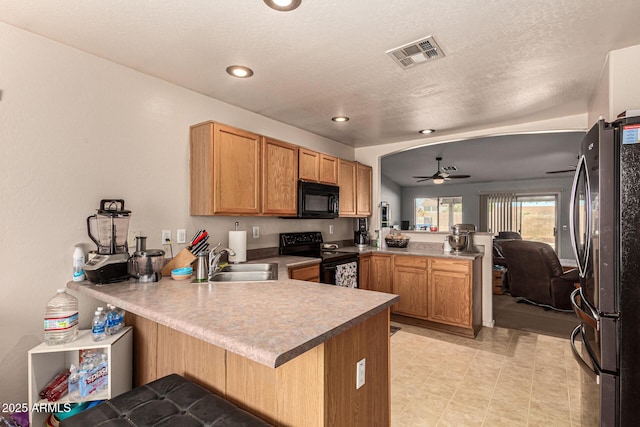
[419, 129, 435, 134]
[263, 0, 302, 11]
[331, 116, 349, 122]
[226, 65, 254, 78]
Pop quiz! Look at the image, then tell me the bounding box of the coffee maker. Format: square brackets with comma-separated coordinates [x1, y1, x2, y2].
[354, 218, 370, 249]
[84, 199, 131, 284]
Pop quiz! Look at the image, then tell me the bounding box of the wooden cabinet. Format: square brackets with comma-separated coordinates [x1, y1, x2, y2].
[428, 258, 473, 328]
[338, 159, 356, 216]
[369, 254, 393, 294]
[359, 254, 371, 289]
[393, 256, 428, 318]
[190, 122, 261, 215]
[288, 263, 320, 282]
[298, 148, 319, 182]
[386, 255, 482, 337]
[262, 137, 298, 215]
[338, 160, 372, 217]
[125, 309, 391, 427]
[356, 162, 372, 216]
[298, 148, 337, 184]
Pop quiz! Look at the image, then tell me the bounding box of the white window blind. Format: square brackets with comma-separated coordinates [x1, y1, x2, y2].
[481, 193, 521, 234]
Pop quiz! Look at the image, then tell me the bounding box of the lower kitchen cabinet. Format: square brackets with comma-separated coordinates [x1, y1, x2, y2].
[288, 263, 320, 282]
[369, 254, 393, 294]
[426, 258, 482, 334]
[27, 327, 133, 426]
[392, 256, 428, 318]
[359, 254, 371, 289]
[389, 255, 482, 337]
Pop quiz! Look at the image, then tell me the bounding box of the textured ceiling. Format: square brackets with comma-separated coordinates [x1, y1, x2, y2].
[1, 0, 639, 148]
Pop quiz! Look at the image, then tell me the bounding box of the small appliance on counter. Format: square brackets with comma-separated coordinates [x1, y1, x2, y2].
[129, 236, 164, 282]
[447, 223, 476, 253]
[354, 218, 370, 250]
[84, 199, 131, 284]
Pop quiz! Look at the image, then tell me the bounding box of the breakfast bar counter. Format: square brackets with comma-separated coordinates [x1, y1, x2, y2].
[67, 259, 398, 426]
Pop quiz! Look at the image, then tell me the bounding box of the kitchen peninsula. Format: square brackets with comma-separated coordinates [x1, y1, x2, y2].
[67, 259, 398, 427]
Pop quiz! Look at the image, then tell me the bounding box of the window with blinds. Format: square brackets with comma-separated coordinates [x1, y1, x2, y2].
[481, 193, 522, 234]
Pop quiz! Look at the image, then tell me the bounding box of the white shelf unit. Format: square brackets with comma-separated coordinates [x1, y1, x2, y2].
[27, 327, 132, 426]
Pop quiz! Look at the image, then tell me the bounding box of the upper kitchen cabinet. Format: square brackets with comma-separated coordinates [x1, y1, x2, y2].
[298, 148, 338, 184]
[338, 160, 372, 217]
[356, 162, 372, 216]
[262, 137, 298, 216]
[190, 122, 261, 215]
[338, 159, 356, 216]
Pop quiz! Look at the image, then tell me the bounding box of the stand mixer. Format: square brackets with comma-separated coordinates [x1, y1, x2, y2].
[84, 199, 132, 284]
[447, 224, 476, 253]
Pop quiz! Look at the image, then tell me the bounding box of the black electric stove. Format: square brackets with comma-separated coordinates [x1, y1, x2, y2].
[279, 232, 360, 285]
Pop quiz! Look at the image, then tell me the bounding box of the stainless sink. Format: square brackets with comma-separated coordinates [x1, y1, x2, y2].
[220, 263, 278, 273]
[209, 263, 279, 282]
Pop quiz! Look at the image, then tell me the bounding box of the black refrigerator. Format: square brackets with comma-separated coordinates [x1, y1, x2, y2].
[569, 115, 640, 426]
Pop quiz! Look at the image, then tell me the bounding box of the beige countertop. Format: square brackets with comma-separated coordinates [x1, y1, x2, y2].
[67, 255, 398, 369]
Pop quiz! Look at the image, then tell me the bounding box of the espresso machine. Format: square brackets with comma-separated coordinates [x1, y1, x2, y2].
[84, 199, 131, 283]
[354, 218, 370, 249]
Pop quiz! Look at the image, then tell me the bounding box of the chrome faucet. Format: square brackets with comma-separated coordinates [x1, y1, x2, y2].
[208, 244, 236, 279]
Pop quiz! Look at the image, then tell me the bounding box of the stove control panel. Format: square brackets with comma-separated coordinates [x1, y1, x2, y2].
[280, 231, 324, 247]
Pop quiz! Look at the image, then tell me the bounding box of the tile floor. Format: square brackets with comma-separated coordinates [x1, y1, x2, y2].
[390, 322, 599, 427]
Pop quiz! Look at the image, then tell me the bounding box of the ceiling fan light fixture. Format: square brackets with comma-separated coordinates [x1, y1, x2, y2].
[332, 116, 349, 122]
[263, 0, 302, 11]
[226, 65, 254, 78]
[419, 129, 435, 134]
[433, 178, 444, 184]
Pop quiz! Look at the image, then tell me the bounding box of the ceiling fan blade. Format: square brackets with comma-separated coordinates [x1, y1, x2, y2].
[546, 169, 575, 174]
[412, 176, 431, 179]
[415, 178, 431, 182]
[446, 174, 470, 179]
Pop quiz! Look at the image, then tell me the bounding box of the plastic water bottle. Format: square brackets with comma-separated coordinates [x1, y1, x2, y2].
[91, 310, 107, 341]
[72, 245, 85, 282]
[108, 304, 125, 335]
[44, 289, 79, 345]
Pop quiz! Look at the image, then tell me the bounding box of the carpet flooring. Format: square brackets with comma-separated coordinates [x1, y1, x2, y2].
[493, 293, 580, 338]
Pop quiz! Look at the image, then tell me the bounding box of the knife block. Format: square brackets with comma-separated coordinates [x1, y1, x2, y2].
[161, 248, 197, 277]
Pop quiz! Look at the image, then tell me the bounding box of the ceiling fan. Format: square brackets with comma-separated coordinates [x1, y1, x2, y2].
[545, 165, 577, 175]
[413, 156, 471, 184]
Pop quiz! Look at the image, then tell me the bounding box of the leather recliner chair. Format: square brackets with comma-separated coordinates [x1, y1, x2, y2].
[500, 240, 579, 310]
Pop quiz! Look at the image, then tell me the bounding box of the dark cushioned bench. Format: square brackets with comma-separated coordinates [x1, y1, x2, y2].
[60, 373, 272, 427]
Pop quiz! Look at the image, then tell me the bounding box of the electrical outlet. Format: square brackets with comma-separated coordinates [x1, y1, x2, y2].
[356, 358, 366, 389]
[329, 224, 334, 235]
[162, 229, 171, 244]
[252, 226, 260, 239]
[177, 229, 186, 244]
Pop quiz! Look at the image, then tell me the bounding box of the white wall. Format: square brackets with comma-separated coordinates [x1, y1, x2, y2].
[0, 22, 356, 404]
[380, 174, 402, 229]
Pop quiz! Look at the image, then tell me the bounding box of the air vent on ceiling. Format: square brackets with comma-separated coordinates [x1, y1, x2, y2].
[386, 36, 445, 70]
[441, 165, 458, 172]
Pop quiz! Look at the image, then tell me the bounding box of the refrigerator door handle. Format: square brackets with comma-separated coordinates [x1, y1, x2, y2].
[570, 325, 599, 382]
[570, 288, 599, 330]
[569, 155, 591, 278]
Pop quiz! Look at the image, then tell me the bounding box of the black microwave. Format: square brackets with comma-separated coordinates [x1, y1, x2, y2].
[297, 181, 339, 219]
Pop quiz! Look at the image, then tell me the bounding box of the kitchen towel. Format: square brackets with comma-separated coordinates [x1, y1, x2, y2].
[228, 230, 247, 263]
[335, 261, 358, 288]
